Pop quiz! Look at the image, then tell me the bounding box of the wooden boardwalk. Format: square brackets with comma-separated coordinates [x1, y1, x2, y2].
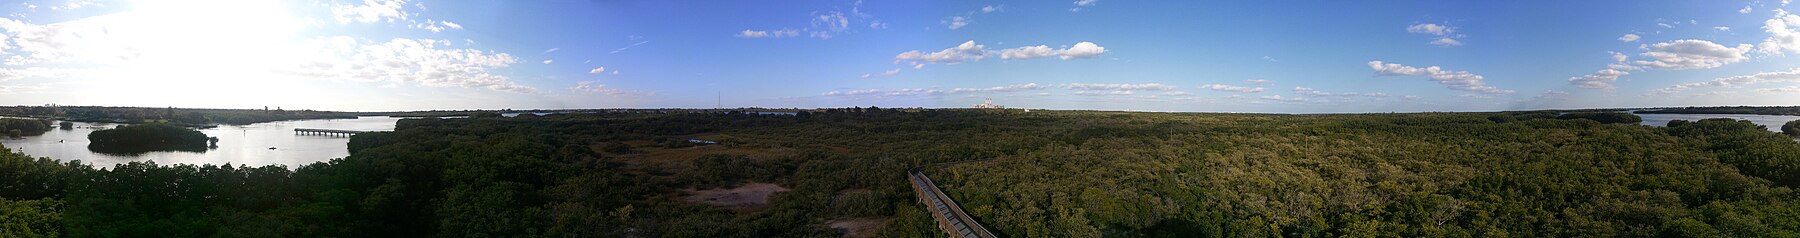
[908, 167, 997, 238]
[293, 128, 375, 136]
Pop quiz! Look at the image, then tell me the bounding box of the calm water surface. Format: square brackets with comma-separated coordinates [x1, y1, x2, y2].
[1633, 113, 1800, 133]
[1, 116, 400, 167]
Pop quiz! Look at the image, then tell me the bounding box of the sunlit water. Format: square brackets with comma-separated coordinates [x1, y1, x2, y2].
[0, 116, 400, 167]
[1633, 113, 1800, 133]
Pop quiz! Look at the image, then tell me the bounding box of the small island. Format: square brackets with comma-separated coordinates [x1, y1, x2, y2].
[87, 123, 216, 154]
[1, 118, 53, 137]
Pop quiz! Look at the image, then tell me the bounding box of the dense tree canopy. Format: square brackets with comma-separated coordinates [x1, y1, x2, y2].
[86, 123, 214, 154]
[0, 110, 1798, 237]
[1555, 111, 1644, 124]
[1784, 119, 1799, 137]
[0, 118, 52, 137]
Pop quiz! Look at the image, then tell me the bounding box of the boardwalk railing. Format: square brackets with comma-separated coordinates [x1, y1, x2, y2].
[909, 166, 997, 238]
[293, 128, 375, 136]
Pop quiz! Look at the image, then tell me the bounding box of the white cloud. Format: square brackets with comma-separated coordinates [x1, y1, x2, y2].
[1406, 23, 1454, 36]
[999, 45, 1056, 60]
[1200, 84, 1266, 93]
[1407, 23, 1465, 47]
[1245, 79, 1272, 85]
[809, 11, 850, 39]
[1291, 87, 1389, 98]
[572, 81, 646, 96]
[822, 83, 1044, 97]
[952, 83, 1044, 93]
[945, 16, 971, 30]
[611, 40, 651, 54]
[1429, 37, 1464, 46]
[1619, 33, 1640, 42]
[282, 37, 534, 93]
[1754, 86, 1800, 93]
[1741, 5, 1754, 14]
[1259, 95, 1313, 103]
[1715, 26, 1731, 31]
[1652, 68, 1800, 95]
[50, 0, 102, 11]
[1071, 0, 1099, 11]
[1757, 10, 1800, 55]
[735, 1, 878, 40]
[589, 67, 606, 74]
[897, 41, 1107, 65]
[542, 59, 553, 64]
[0, 67, 69, 82]
[542, 48, 560, 54]
[410, 19, 461, 32]
[861, 68, 900, 79]
[0, 1, 534, 95]
[1074, 90, 1134, 96]
[1067, 83, 1175, 91]
[1262, 56, 1278, 62]
[1633, 39, 1753, 70]
[945, 5, 1004, 30]
[1058, 42, 1107, 60]
[1367, 60, 1512, 94]
[331, 0, 411, 24]
[1568, 69, 1629, 89]
[896, 40, 989, 64]
[735, 29, 800, 38]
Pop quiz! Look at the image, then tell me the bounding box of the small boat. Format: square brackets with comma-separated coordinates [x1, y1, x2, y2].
[268, 147, 277, 150]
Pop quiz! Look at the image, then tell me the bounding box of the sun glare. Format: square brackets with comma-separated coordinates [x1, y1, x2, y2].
[99, 0, 309, 106]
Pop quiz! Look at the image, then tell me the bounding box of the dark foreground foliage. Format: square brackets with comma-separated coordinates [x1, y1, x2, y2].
[1, 110, 1798, 237]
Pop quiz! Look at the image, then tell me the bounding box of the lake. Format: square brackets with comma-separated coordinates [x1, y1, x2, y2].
[1634, 112, 1800, 133]
[0, 116, 400, 167]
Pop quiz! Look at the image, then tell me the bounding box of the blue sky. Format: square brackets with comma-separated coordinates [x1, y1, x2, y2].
[0, 0, 1796, 112]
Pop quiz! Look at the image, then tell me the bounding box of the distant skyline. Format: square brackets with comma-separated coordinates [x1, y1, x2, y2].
[0, 0, 1798, 112]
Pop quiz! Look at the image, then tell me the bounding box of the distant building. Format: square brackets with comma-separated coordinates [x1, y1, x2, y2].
[973, 98, 1004, 109]
[688, 139, 718, 145]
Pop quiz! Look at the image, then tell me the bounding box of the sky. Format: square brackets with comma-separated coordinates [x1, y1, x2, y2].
[0, 0, 1797, 113]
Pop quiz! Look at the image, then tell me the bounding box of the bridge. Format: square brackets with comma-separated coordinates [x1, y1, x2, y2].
[294, 128, 376, 137]
[909, 166, 997, 238]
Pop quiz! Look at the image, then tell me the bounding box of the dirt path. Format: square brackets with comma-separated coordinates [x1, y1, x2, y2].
[682, 182, 791, 211]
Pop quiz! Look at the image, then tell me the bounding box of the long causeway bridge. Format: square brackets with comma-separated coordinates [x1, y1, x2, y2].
[293, 128, 376, 136]
[908, 166, 997, 238]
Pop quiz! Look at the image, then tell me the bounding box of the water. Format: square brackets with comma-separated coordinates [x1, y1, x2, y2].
[1634, 113, 1800, 133]
[1, 116, 401, 167]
